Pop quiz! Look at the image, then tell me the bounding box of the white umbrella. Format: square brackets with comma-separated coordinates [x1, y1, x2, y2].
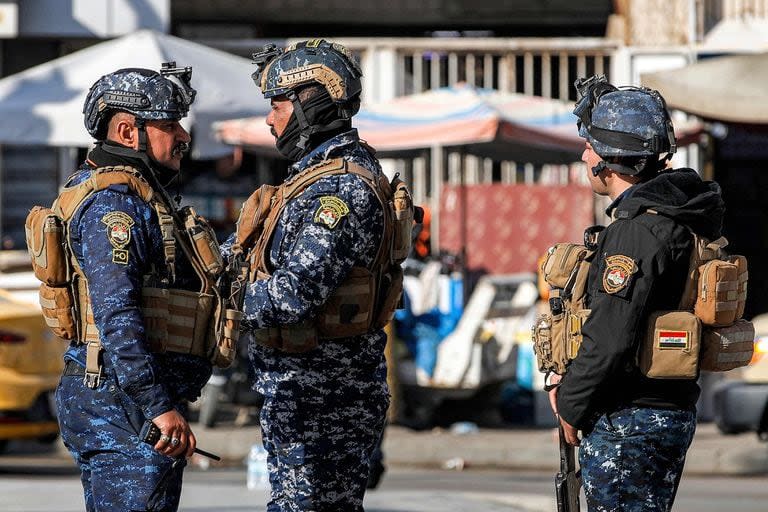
[642, 53, 768, 124]
[0, 29, 268, 159]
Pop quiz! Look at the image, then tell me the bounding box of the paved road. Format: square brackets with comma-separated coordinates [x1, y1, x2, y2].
[2, 454, 768, 512]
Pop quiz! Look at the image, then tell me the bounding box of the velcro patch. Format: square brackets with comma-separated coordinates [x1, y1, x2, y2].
[658, 330, 689, 350]
[313, 196, 349, 229]
[101, 211, 135, 250]
[602, 254, 637, 294]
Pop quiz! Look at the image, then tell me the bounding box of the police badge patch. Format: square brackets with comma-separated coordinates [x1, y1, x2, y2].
[101, 211, 134, 264]
[602, 254, 637, 294]
[313, 196, 349, 229]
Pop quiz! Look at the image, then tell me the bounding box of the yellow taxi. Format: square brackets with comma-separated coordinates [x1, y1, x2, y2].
[0, 251, 64, 452]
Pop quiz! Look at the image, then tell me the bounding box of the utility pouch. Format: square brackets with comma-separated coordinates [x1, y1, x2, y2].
[373, 265, 404, 330]
[541, 244, 588, 289]
[700, 319, 755, 372]
[25, 206, 68, 286]
[38, 283, 77, 340]
[567, 308, 591, 358]
[390, 177, 415, 264]
[639, 311, 701, 379]
[694, 259, 740, 327]
[317, 267, 376, 338]
[181, 206, 223, 278]
[532, 311, 568, 375]
[212, 307, 242, 367]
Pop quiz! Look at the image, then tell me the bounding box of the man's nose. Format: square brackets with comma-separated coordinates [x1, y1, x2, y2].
[178, 125, 191, 142]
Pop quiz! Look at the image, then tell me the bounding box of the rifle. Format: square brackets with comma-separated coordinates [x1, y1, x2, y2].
[555, 422, 582, 512]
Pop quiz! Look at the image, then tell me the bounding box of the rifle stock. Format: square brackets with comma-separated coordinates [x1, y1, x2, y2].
[555, 423, 581, 512]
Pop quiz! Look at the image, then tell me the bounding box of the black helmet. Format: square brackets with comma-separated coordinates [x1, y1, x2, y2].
[83, 62, 196, 140]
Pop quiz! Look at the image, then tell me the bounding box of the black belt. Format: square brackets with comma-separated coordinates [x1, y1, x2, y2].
[63, 360, 86, 377]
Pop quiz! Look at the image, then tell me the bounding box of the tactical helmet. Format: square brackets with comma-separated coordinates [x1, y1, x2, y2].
[573, 75, 676, 162]
[83, 62, 196, 140]
[251, 39, 362, 119]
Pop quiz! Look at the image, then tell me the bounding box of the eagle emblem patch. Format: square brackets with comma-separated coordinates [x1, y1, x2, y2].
[101, 211, 134, 264]
[313, 196, 349, 229]
[602, 254, 637, 294]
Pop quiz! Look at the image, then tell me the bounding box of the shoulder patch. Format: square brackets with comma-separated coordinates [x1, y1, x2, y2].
[313, 196, 349, 229]
[602, 254, 637, 294]
[101, 211, 134, 264]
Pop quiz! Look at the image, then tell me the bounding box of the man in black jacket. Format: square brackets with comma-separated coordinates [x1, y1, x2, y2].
[550, 76, 725, 511]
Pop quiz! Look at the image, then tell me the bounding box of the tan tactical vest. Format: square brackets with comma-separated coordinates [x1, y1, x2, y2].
[234, 157, 414, 353]
[532, 218, 753, 380]
[25, 166, 239, 387]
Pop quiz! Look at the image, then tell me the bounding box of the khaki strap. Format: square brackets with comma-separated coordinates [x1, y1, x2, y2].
[154, 203, 177, 281]
[717, 351, 754, 363]
[715, 281, 738, 292]
[84, 339, 103, 388]
[249, 158, 391, 278]
[715, 301, 738, 312]
[43, 316, 61, 328]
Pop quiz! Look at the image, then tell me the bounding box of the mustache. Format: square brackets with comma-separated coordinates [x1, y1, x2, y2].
[172, 142, 190, 157]
[270, 128, 278, 138]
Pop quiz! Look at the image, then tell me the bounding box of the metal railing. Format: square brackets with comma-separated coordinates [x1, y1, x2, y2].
[327, 37, 619, 103]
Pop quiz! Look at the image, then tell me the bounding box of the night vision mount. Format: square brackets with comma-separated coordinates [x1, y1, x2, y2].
[160, 61, 196, 109]
[251, 44, 282, 85]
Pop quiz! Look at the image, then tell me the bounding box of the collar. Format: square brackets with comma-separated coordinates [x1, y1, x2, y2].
[605, 184, 638, 218]
[288, 129, 361, 178]
[86, 141, 151, 175]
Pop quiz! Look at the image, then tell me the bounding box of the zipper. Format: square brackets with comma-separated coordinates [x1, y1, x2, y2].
[700, 260, 716, 302]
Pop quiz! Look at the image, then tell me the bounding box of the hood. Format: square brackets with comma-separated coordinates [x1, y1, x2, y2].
[614, 168, 725, 240]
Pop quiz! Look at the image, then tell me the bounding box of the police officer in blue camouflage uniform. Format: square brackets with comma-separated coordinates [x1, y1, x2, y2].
[54, 65, 213, 511]
[548, 76, 725, 511]
[225, 40, 391, 511]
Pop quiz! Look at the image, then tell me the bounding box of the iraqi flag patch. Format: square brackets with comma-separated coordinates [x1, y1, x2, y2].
[313, 196, 349, 229]
[602, 254, 637, 294]
[101, 211, 134, 265]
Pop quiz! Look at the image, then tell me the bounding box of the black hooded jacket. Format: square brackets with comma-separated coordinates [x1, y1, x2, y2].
[557, 168, 725, 430]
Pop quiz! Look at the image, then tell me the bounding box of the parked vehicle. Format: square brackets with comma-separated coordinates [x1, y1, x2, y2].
[712, 313, 768, 435]
[0, 251, 64, 452]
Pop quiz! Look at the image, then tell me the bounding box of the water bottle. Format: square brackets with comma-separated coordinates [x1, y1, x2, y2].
[246, 443, 269, 490]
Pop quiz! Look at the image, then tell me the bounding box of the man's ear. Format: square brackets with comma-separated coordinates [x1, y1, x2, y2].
[110, 114, 138, 149]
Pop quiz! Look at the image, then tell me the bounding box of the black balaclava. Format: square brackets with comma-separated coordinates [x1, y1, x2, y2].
[275, 88, 352, 161]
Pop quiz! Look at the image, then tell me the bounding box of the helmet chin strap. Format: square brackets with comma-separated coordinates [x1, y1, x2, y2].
[285, 90, 313, 151]
[592, 159, 650, 177]
[135, 118, 148, 152]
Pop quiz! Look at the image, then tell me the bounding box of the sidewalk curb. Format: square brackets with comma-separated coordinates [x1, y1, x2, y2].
[188, 423, 768, 476]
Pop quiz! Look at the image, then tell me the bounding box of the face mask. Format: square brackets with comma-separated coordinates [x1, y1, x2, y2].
[274, 89, 351, 161]
[275, 114, 305, 161]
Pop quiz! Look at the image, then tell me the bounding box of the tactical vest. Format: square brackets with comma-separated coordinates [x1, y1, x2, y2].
[25, 166, 240, 387]
[532, 243, 592, 377]
[532, 218, 753, 381]
[234, 157, 415, 353]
